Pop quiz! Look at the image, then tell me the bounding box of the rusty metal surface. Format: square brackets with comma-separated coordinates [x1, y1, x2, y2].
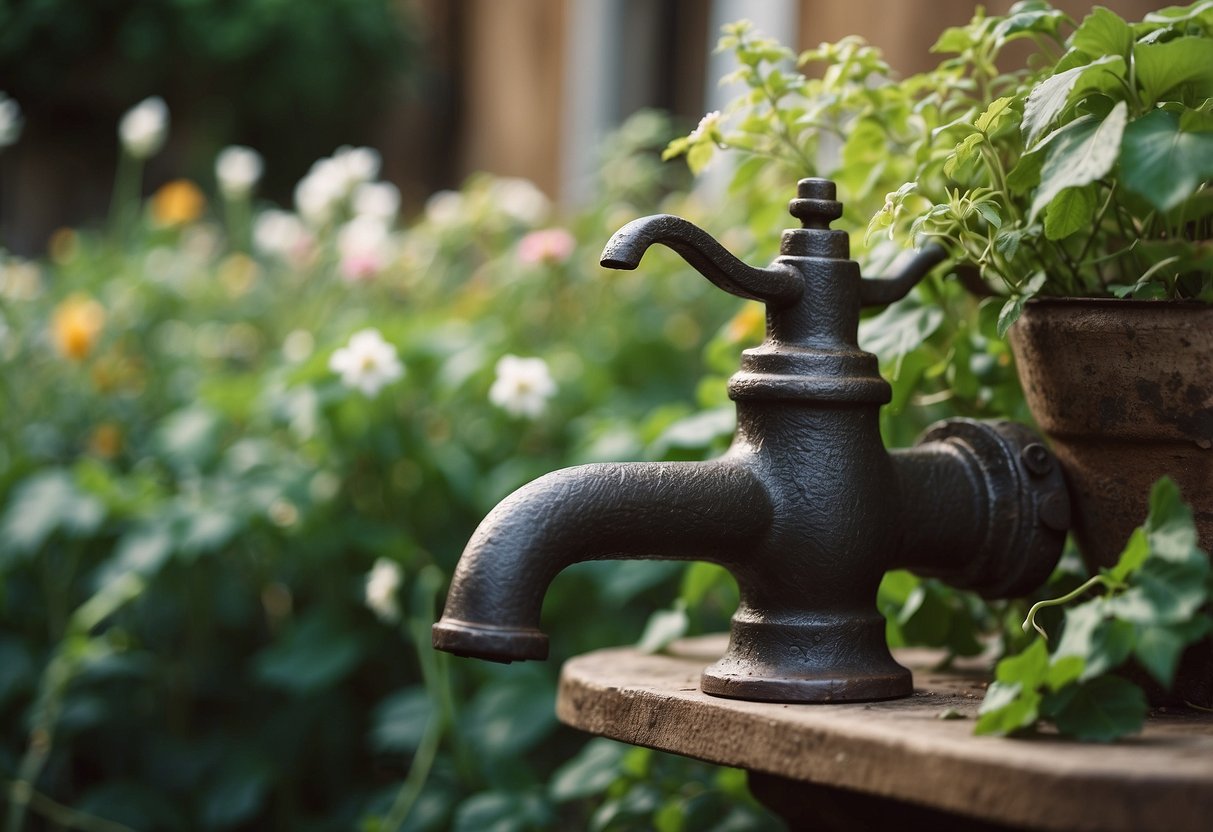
[1009, 299, 1213, 569]
[434, 178, 1069, 703]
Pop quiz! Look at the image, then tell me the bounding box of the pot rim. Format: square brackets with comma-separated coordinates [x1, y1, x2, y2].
[1025, 297, 1213, 311]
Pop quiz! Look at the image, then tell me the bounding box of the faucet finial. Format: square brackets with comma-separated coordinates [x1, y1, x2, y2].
[788, 177, 843, 230]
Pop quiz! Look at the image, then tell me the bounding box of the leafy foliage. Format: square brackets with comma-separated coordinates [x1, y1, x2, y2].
[976, 478, 1213, 741]
[0, 111, 781, 831]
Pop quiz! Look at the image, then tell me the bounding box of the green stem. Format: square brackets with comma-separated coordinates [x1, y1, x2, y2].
[2, 780, 134, 832]
[1021, 574, 1123, 640]
[106, 152, 142, 248]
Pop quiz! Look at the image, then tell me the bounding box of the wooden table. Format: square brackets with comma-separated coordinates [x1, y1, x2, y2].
[556, 635, 1213, 832]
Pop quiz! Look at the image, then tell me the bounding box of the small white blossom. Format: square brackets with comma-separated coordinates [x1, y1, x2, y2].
[294, 162, 346, 226]
[493, 178, 550, 225]
[333, 146, 381, 189]
[364, 558, 403, 623]
[119, 96, 169, 159]
[353, 181, 400, 222]
[215, 145, 263, 199]
[0, 93, 22, 148]
[253, 209, 311, 262]
[489, 355, 557, 419]
[424, 190, 464, 226]
[689, 110, 722, 142]
[337, 215, 395, 282]
[329, 328, 403, 396]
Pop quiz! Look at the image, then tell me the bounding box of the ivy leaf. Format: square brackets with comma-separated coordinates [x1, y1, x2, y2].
[1052, 602, 1135, 681]
[1021, 55, 1124, 147]
[1121, 109, 1213, 212]
[1133, 618, 1213, 688]
[370, 686, 432, 753]
[1111, 558, 1209, 626]
[1070, 7, 1132, 60]
[1029, 102, 1127, 221]
[976, 639, 1050, 736]
[0, 469, 106, 558]
[1133, 37, 1213, 103]
[975, 680, 1041, 736]
[1043, 185, 1096, 240]
[1105, 527, 1149, 584]
[1144, 475, 1203, 563]
[1045, 675, 1146, 741]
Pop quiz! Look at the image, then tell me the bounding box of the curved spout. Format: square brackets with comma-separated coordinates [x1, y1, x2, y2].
[600, 215, 803, 306]
[433, 460, 772, 662]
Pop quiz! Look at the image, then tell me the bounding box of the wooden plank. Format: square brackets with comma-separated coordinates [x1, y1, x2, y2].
[557, 635, 1213, 832]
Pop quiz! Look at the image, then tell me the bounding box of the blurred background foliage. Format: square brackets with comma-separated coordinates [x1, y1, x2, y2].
[0, 2, 1088, 830]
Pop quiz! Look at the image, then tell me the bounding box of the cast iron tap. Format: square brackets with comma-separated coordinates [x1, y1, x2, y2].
[433, 178, 1069, 702]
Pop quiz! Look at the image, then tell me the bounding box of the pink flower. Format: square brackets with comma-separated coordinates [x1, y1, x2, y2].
[517, 228, 576, 266]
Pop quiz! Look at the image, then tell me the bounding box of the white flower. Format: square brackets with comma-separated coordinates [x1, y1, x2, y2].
[353, 181, 400, 222]
[0, 93, 23, 148]
[424, 190, 464, 226]
[337, 215, 394, 282]
[364, 558, 403, 623]
[119, 96, 169, 159]
[294, 161, 346, 226]
[689, 110, 722, 142]
[253, 209, 311, 262]
[329, 328, 403, 396]
[493, 178, 550, 225]
[333, 146, 381, 189]
[215, 145, 263, 199]
[489, 355, 557, 419]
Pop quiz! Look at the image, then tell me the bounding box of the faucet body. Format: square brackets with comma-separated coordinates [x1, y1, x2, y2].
[434, 179, 1069, 702]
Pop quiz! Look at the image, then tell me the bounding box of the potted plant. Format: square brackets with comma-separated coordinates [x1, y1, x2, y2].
[870, 1, 1213, 576]
[666, 1, 1213, 723]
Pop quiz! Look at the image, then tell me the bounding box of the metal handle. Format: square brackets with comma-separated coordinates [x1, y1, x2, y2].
[600, 215, 803, 306]
[858, 243, 949, 307]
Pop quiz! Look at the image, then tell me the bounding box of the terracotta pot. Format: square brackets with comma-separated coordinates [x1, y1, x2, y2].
[1010, 299, 1213, 707]
[1009, 299, 1213, 570]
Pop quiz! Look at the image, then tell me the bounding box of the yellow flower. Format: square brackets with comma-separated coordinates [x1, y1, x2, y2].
[88, 423, 123, 458]
[51, 294, 105, 360]
[151, 179, 206, 226]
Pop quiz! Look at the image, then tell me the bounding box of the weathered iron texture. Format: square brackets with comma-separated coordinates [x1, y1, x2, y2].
[434, 178, 1069, 702]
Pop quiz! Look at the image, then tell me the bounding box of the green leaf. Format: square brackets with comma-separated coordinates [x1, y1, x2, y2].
[992, 3, 1066, 45]
[0, 469, 106, 557]
[996, 272, 1047, 337]
[255, 611, 366, 693]
[1121, 109, 1213, 212]
[975, 96, 1015, 134]
[466, 675, 556, 757]
[975, 680, 1041, 736]
[1046, 675, 1146, 741]
[1045, 655, 1085, 690]
[371, 687, 433, 753]
[637, 600, 689, 653]
[155, 407, 222, 470]
[1144, 1, 1213, 26]
[1133, 619, 1213, 688]
[857, 293, 944, 365]
[1134, 37, 1213, 103]
[453, 791, 552, 832]
[1112, 558, 1209, 626]
[1145, 475, 1203, 564]
[1022, 56, 1125, 147]
[1106, 526, 1149, 583]
[1070, 7, 1132, 59]
[1043, 185, 1097, 240]
[1053, 602, 1135, 680]
[549, 738, 630, 802]
[1030, 102, 1128, 221]
[687, 142, 714, 175]
[995, 636, 1050, 685]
